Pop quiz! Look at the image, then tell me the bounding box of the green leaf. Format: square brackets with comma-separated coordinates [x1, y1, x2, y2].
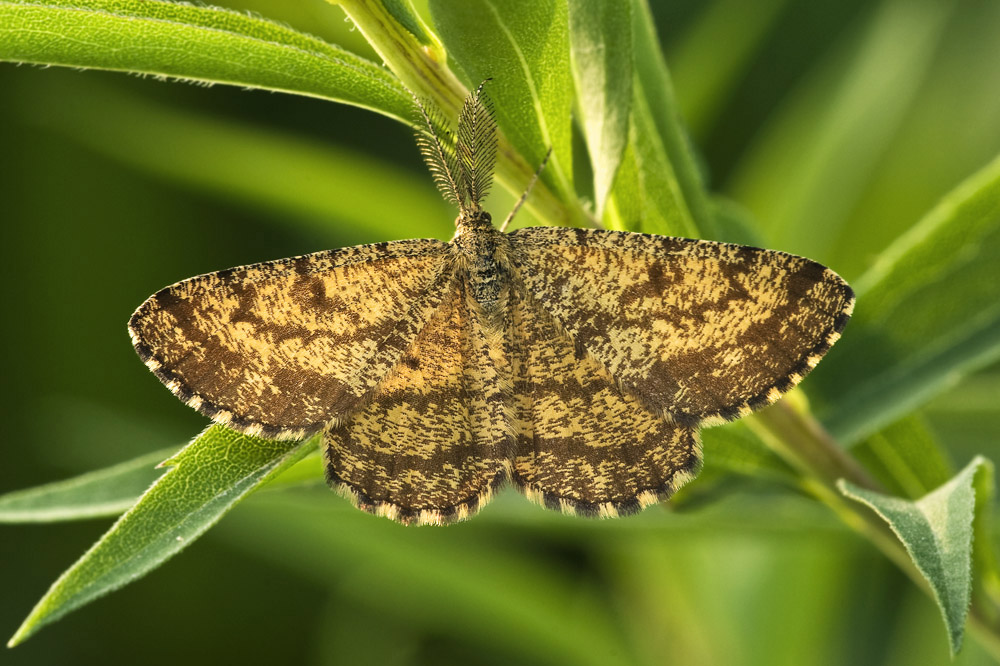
[603, 0, 710, 238]
[8, 425, 316, 646]
[0, 447, 174, 523]
[0, 0, 412, 121]
[813, 151, 1000, 444]
[839, 456, 990, 655]
[0, 444, 324, 524]
[429, 0, 575, 205]
[14, 74, 452, 243]
[338, 0, 575, 228]
[380, 0, 442, 53]
[568, 0, 631, 217]
[337, 0, 456, 98]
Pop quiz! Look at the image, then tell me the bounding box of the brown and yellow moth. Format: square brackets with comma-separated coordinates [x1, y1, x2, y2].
[129, 81, 854, 525]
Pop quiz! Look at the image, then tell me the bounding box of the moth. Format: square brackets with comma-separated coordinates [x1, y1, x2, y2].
[129, 81, 854, 525]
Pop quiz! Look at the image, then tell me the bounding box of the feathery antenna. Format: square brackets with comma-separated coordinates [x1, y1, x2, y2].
[457, 79, 498, 210]
[413, 96, 464, 208]
[413, 80, 499, 215]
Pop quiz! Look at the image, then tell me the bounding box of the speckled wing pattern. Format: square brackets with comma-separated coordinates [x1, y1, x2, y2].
[129, 239, 451, 440]
[509, 227, 855, 427]
[131, 223, 853, 525]
[323, 276, 512, 525]
[509, 281, 702, 517]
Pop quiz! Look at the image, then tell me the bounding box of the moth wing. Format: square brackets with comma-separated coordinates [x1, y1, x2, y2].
[323, 276, 510, 525]
[129, 239, 452, 439]
[509, 280, 701, 516]
[509, 227, 854, 425]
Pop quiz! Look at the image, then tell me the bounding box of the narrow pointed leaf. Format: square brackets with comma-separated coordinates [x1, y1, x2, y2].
[0, 0, 412, 121]
[839, 456, 989, 655]
[812, 152, 1000, 444]
[604, 0, 710, 238]
[8, 426, 317, 646]
[568, 0, 631, 217]
[0, 448, 175, 523]
[630, 0, 711, 232]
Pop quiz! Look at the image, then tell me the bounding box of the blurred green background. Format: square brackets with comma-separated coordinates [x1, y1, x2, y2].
[2, 0, 999, 664]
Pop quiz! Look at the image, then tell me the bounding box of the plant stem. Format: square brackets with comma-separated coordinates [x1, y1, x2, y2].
[748, 399, 881, 491]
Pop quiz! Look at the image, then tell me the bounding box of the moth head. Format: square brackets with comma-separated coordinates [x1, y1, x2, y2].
[458, 209, 493, 230]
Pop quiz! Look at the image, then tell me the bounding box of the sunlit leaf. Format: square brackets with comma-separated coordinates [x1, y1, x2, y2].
[8, 426, 316, 646]
[430, 0, 575, 205]
[604, 0, 711, 238]
[0, 0, 412, 121]
[380, 0, 441, 50]
[813, 152, 1000, 444]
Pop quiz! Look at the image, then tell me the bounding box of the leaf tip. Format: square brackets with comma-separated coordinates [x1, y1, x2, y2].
[8, 620, 33, 648]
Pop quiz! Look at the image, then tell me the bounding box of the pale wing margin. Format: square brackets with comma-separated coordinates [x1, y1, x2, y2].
[508, 227, 855, 426]
[129, 239, 453, 440]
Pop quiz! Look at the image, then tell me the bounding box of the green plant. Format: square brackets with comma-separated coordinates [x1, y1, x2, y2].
[1, 0, 999, 663]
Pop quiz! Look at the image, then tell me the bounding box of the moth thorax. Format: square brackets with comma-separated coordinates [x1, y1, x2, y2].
[452, 214, 509, 318]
